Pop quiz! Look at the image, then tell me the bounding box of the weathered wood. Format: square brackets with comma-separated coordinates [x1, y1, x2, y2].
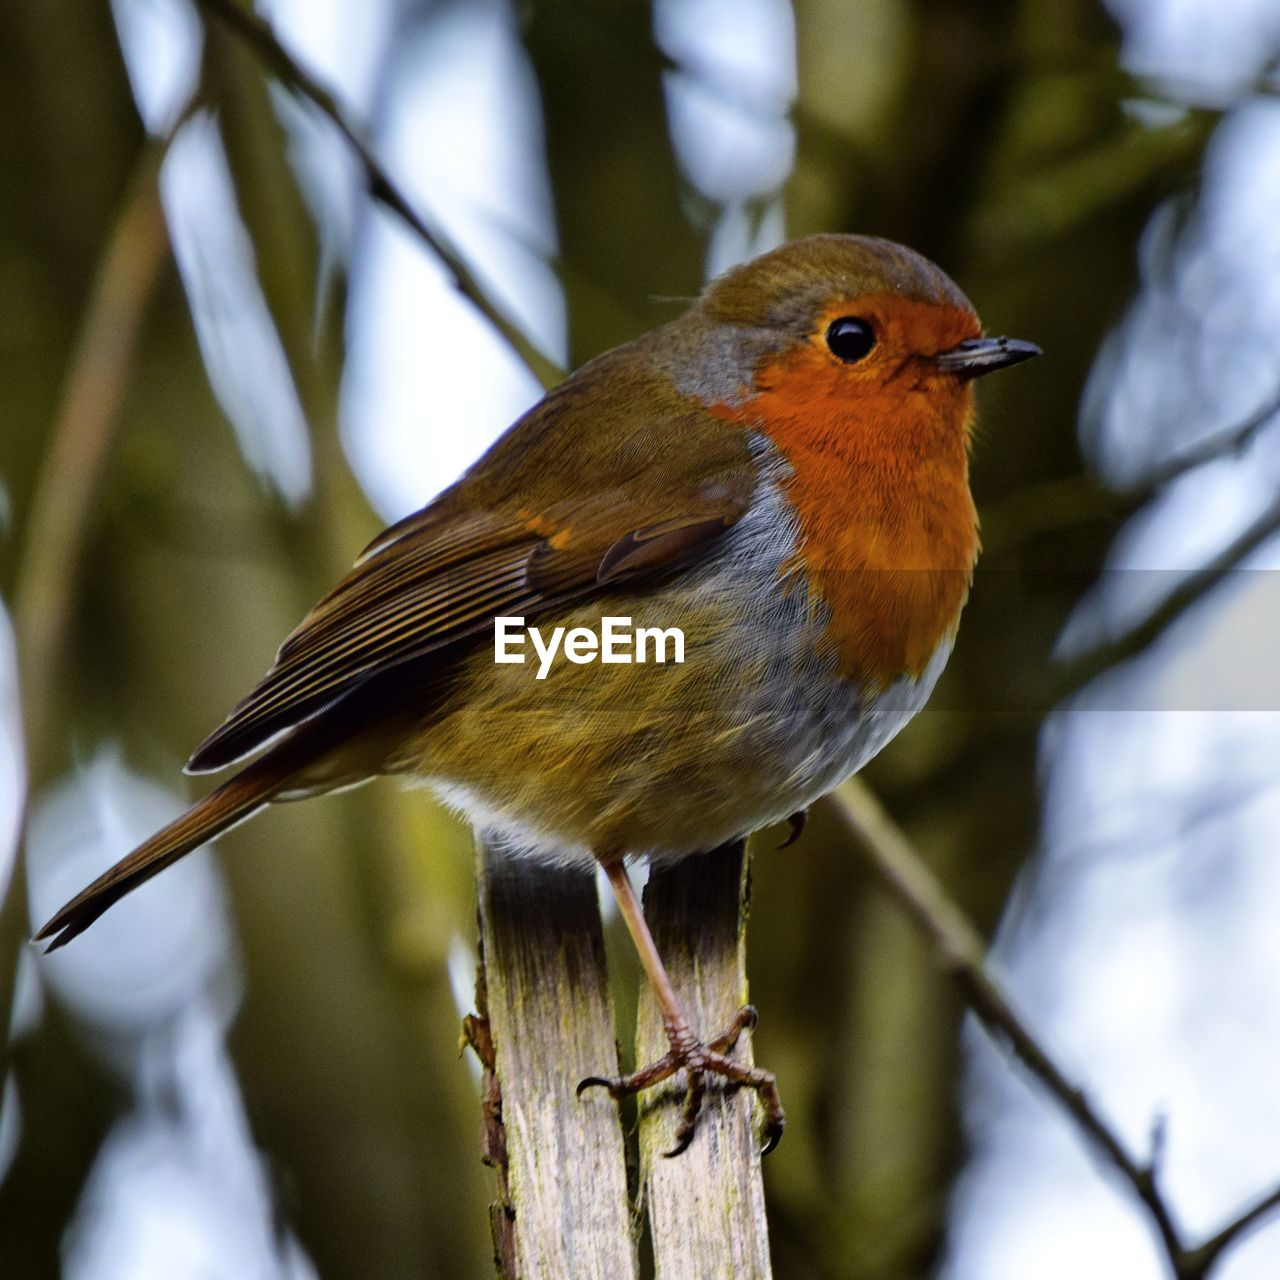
[473, 837, 639, 1280]
[635, 842, 774, 1279]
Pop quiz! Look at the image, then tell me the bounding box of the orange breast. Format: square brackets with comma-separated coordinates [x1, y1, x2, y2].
[729, 347, 980, 686]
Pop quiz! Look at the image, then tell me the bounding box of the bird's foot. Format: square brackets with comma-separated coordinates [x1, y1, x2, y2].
[577, 1004, 784, 1157]
[777, 807, 809, 848]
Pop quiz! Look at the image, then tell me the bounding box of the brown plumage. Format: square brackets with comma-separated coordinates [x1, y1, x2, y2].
[36, 234, 1038, 1154]
[39, 747, 286, 946]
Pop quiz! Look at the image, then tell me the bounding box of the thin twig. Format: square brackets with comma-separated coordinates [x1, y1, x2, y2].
[192, 0, 564, 391]
[829, 779, 1184, 1263]
[981, 383, 1280, 556]
[1053, 384, 1280, 704]
[1137, 384, 1280, 494]
[1184, 1180, 1280, 1276]
[1052, 485, 1280, 706]
[829, 777, 1280, 1279]
[983, 390, 1280, 714]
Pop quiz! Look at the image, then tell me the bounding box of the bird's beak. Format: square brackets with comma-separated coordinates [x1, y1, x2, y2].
[934, 336, 1041, 379]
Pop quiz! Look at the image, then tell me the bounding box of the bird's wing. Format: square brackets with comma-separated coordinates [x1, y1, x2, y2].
[186, 375, 759, 774]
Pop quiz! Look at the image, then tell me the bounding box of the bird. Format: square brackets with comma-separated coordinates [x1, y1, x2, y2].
[35, 233, 1039, 1155]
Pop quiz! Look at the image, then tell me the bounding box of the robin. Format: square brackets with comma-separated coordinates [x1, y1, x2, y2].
[36, 234, 1038, 1155]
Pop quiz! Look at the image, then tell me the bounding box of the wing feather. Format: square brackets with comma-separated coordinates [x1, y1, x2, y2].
[187, 539, 539, 772]
[187, 359, 763, 775]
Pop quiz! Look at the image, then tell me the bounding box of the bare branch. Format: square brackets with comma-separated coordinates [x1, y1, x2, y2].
[1136, 384, 1280, 494]
[1047, 386, 1280, 706]
[828, 777, 1280, 1279]
[192, 0, 564, 392]
[1052, 485, 1280, 706]
[1185, 1180, 1280, 1276]
[981, 382, 1280, 557]
[828, 780, 1185, 1261]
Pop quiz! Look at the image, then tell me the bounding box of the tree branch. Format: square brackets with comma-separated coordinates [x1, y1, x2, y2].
[1051, 484, 1280, 707]
[192, 0, 565, 392]
[1184, 1180, 1280, 1276]
[1136, 384, 1280, 495]
[981, 382, 1280, 558]
[828, 777, 1280, 1280]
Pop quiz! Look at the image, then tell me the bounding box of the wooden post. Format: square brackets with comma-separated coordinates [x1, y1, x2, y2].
[472, 836, 639, 1279]
[635, 842, 774, 1279]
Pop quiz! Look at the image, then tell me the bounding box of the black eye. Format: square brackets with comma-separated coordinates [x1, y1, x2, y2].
[825, 316, 876, 363]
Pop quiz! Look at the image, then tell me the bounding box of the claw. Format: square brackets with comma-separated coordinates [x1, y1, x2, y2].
[578, 1003, 784, 1156]
[760, 1109, 786, 1156]
[665, 1133, 697, 1159]
[665, 1068, 708, 1158]
[707, 1003, 757, 1055]
[778, 808, 808, 849]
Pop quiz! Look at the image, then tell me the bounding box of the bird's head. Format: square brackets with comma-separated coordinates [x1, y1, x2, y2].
[660, 234, 1039, 450]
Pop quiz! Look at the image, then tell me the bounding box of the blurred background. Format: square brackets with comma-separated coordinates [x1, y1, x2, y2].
[3, 0, 1280, 1276]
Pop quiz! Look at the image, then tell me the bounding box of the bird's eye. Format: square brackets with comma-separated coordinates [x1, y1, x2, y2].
[825, 316, 876, 363]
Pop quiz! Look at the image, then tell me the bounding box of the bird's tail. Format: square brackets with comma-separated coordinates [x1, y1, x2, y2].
[34, 753, 291, 953]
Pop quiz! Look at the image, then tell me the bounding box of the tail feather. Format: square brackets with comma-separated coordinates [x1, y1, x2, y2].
[34, 758, 289, 953]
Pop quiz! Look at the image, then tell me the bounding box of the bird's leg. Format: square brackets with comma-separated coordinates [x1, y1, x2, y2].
[577, 857, 785, 1157]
